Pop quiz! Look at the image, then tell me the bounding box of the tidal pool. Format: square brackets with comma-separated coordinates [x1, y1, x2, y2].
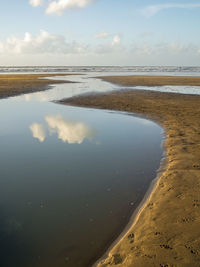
[0, 75, 163, 267]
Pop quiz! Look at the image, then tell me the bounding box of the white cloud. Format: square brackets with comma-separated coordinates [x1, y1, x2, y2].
[95, 34, 122, 54]
[111, 35, 121, 46]
[141, 3, 200, 17]
[30, 123, 46, 142]
[46, 0, 94, 15]
[0, 30, 123, 56]
[94, 31, 110, 39]
[29, 0, 43, 7]
[45, 115, 96, 144]
[0, 30, 89, 55]
[1, 29, 200, 65]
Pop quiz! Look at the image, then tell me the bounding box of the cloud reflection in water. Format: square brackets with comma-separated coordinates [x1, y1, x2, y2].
[29, 123, 46, 142]
[30, 115, 96, 144]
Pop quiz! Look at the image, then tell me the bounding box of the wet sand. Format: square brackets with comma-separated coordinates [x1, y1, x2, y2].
[99, 75, 200, 86]
[0, 74, 75, 98]
[59, 77, 200, 266]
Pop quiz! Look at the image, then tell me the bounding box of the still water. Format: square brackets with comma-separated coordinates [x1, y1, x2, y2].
[0, 74, 163, 267]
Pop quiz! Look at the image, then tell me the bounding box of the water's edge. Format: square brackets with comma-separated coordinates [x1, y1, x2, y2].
[0, 74, 165, 266]
[90, 111, 167, 266]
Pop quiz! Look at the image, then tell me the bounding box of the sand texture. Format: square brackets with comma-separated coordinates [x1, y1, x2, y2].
[100, 75, 200, 87]
[60, 83, 200, 266]
[0, 74, 74, 98]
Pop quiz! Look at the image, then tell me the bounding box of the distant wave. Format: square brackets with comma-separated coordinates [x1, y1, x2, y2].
[1, 66, 200, 74]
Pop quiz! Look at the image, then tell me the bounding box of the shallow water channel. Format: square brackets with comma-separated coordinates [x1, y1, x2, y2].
[0, 74, 163, 267]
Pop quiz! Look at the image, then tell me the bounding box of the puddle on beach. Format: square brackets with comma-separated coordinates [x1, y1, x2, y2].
[0, 74, 163, 267]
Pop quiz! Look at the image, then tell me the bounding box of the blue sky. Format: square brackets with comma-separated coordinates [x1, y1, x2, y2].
[0, 0, 200, 65]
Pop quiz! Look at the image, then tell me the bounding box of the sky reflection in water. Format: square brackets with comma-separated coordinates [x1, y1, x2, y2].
[30, 115, 97, 144]
[0, 74, 163, 267]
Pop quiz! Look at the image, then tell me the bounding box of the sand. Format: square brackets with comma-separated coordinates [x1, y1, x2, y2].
[59, 76, 200, 266]
[100, 75, 200, 87]
[0, 74, 75, 98]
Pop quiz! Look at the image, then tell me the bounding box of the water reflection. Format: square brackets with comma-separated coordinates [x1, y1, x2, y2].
[30, 114, 97, 144]
[9, 73, 200, 105]
[24, 74, 200, 103]
[16, 74, 117, 103]
[0, 74, 163, 267]
[29, 123, 46, 142]
[46, 115, 96, 144]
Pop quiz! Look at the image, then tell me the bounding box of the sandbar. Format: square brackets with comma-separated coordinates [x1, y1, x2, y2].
[0, 73, 75, 98]
[100, 75, 200, 86]
[59, 76, 200, 266]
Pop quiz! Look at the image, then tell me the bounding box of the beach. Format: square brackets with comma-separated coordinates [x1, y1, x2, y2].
[99, 75, 200, 86]
[60, 76, 200, 266]
[0, 74, 74, 99]
[1, 0, 199, 264]
[1, 73, 200, 266]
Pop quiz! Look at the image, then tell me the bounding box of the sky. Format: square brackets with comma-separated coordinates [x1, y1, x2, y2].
[0, 0, 200, 66]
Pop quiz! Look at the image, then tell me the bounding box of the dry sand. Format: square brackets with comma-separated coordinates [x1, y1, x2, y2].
[59, 76, 200, 266]
[0, 74, 75, 98]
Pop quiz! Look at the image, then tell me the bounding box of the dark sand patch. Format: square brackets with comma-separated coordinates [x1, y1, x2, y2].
[59, 81, 200, 266]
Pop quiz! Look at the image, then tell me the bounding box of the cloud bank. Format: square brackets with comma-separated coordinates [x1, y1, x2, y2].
[0, 30, 123, 56]
[0, 30, 88, 55]
[95, 34, 122, 54]
[1, 30, 200, 65]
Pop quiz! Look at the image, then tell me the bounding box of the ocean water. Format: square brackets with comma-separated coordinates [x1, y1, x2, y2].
[1, 65, 200, 74]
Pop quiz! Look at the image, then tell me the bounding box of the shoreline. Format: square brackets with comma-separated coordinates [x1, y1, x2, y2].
[86, 118, 166, 267]
[58, 100, 167, 267]
[93, 150, 167, 267]
[1, 73, 200, 100]
[98, 75, 200, 87]
[1, 73, 200, 265]
[59, 82, 200, 265]
[0, 73, 76, 99]
[92, 122, 167, 267]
